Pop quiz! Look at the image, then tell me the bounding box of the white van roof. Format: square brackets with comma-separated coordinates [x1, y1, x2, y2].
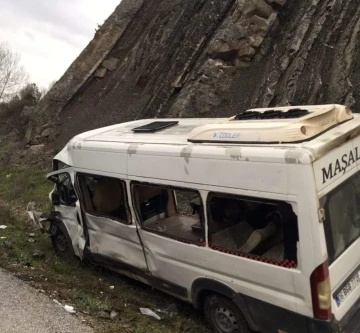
[66, 104, 360, 162]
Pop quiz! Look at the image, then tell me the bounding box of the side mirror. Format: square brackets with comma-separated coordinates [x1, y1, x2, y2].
[52, 191, 60, 206]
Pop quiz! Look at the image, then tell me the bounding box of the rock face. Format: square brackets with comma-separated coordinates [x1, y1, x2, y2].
[28, 0, 360, 148]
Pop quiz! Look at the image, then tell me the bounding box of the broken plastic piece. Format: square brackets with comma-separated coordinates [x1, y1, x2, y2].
[155, 304, 178, 318]
[53, 299, 76, 314]
[53, 299, 62, 306]
[140, 308, 161, 320]
[27, 202, 48, 230]
[64, 305, 76, 314]
[0, 225, 7, 229]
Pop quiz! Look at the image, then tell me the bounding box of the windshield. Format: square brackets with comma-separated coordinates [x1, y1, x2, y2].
[323, 171, 360, 264]
[53, 159, 70, 171]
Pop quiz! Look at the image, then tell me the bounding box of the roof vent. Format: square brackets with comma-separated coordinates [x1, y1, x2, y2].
[187, 104, 353, 144]
[235, 108, 309, 120]
[132, 121, 179, 133]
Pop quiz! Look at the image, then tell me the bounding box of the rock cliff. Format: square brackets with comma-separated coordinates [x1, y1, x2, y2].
[25, 0, 360, 147]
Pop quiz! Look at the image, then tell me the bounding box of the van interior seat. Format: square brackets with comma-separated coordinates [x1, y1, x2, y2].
[240, 221, 278, 253]
[211, 222, 254, 250]
[262, 243, 285, 261]
[211, 220, 280, 254]
[92, 179, 123, 214]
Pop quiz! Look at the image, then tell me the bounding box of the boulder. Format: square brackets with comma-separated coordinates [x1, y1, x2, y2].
[102, 58, 119, 71]
[29, 144, 45, 154]
[95, 68, 107, 78]
[239, 0, 273, 19]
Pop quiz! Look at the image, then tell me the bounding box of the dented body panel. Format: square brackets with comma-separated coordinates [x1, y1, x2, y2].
[85, 213, 147, 270]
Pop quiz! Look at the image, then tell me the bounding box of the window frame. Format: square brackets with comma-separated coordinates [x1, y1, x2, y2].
[76, 172, 132, 225]
[49, 172, 77, 207]
[131, 181, 205, 245]
[207, 191, 280, 224]
[206, 191, 298, 268]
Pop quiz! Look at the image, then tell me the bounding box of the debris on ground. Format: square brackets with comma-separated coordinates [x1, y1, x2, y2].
[28, 238, 35, 243]
[28, 233, 35, 238]
[155, 304, 179, 319]
[110, 311, 118, 320]
[140, 308, 161, 320]
[64, 305, 76, 314]
[109, 285, 114, 290]
[27, 202, 47, 230]
[53, 299, 62, 306]
[0, 236, 6, 239]
[32, 251, 45, 259]
[53, 299, 76, 314]
[0, 225, 7, 229]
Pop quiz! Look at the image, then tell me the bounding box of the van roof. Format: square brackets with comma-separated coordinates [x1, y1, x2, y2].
[69, 105, 360, 161]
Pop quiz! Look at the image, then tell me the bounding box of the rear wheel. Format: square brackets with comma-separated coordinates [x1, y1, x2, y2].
[204, 294, 250, 333]
[51, 228, 74, 259]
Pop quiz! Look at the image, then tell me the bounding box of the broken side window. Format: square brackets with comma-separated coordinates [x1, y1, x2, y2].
[208, 193, 299, 267]
[132, 183, 205, 244]
[77, 174, 130, 224]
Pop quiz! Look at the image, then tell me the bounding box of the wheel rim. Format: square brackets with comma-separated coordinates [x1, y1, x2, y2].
[56, 233, 69, 253]
[213, 306, 239, 333]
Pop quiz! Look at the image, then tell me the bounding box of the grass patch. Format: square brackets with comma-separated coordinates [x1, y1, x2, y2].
[0, 164, 52, 210]
[0, 158, 210, 332]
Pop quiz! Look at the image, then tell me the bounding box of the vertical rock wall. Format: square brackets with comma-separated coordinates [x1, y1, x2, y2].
[26, 0, 360, 148]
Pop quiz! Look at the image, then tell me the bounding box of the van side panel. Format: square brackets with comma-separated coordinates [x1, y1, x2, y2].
[139, 230, 302, 310]
[128, 154, 288, 194]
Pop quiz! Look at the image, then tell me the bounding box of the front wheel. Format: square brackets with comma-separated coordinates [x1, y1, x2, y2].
[51, 227, 74, 259]
[204, 294, 250, 333]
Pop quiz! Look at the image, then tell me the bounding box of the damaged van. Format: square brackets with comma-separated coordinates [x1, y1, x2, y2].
[39, 104, 360, 333]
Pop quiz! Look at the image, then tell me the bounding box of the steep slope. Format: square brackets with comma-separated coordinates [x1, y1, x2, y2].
[26, 0, 360, 148]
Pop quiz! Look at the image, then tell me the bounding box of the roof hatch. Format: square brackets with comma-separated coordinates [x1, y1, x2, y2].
[132, 121, 179, 133]
[187, 104, 353, 144]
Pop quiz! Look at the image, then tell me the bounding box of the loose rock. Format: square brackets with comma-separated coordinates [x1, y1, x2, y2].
[110, 310, 118, 319]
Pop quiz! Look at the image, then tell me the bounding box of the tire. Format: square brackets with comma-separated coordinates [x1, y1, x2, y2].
[204, 294, 250, 333]
[51, 228, 74, 259]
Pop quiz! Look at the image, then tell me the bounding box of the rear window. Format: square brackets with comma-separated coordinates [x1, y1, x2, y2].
[323, 171, 360, 264]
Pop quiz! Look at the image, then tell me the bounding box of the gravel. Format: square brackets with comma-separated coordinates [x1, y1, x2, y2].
[0, 268, 94, 333]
